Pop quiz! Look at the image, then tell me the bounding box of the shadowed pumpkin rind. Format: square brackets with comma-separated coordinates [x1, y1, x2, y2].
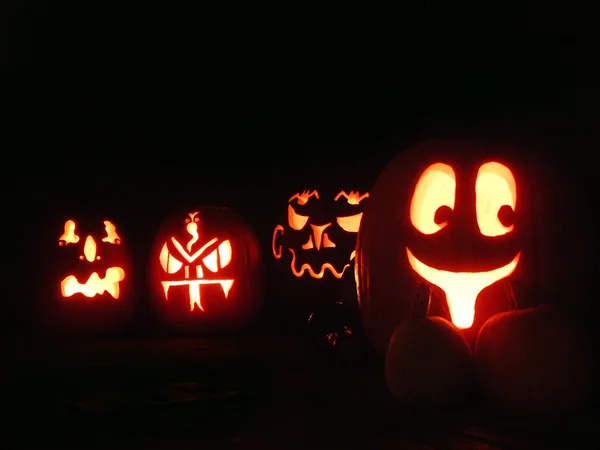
[385, 315, 474, 409]
[475, 304, 597, 417]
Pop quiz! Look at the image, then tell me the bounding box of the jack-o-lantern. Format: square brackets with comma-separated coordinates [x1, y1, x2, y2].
[148, 207, 265, 332]
[272, 189, 369, 279]
[269, 188, 369, 321]
[36, 216, 135, 336]
[356, 139, 582, 355]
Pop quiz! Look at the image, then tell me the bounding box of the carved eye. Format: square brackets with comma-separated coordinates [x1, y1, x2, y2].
[476, 162, 517, 237]
[410, 163, 456, 235]
[101, 220, 121, 244]
[203, 240, 233, 272]
[288, 205, 309, 230]
[336, 213, 363, 233]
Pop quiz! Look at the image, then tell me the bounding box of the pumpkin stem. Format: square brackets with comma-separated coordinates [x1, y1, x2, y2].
[410, 283, 431, 320]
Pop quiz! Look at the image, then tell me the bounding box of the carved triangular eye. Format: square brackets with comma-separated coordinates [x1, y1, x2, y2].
[336, 213, 363, 233]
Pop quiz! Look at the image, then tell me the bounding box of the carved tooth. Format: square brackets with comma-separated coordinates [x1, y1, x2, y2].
[220, 280, 234, 298]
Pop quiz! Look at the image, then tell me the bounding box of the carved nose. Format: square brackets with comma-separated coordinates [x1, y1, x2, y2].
[83, 235, 98, 262]
[311, 223, 331, 250]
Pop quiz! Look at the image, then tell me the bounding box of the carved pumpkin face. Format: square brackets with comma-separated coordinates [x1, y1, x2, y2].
[405, 161, 521, 329]
[58, 219, 126, 299]
[148, 207, 265, 332]
[36, 216, 135, 336]
[356, 139, 557, 354]
[272, 189, 369, 280]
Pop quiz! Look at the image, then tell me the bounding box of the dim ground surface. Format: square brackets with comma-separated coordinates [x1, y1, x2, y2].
[2, 336, 598, 450]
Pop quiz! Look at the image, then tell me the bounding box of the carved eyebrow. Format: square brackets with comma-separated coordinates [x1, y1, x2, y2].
[289, 190, 319, 205]
[334, 190, 369, 205]
[58, 219, 80, 245]
[102, 220, 121, 243]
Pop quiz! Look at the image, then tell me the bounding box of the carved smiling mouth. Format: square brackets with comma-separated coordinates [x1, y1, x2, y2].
[406, 248, 521, 329]
[288, 248, 355, 279]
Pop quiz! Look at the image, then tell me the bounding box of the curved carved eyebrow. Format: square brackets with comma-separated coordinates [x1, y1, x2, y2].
[289, 189, 319, 205]
[102, 220, 121, 243]
[334, 190, 369, 205]
[58, 219, 80, 245]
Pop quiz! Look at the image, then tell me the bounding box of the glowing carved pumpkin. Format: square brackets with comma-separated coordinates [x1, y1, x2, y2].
[356, 139, 568, 355]
[36, 216, 135, 336]
[148, 207, 265, 332]
[272, 189, 369, 280]
[58, 219, 125, 299]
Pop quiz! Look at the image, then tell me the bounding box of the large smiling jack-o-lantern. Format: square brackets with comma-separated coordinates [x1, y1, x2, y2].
[356, 139, 567, 355]
[35, 216, 135, 336]
[272, 189, 369, 280]
[405, 161, 520, 329]
[149, 207, 265, 332]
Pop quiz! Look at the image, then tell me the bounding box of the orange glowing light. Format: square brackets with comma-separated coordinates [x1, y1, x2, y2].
[407, 162, 520, 329]
[158, 211, 235, 312]
[476, 162, 517, 237]
[288, 248, 351, 279]
[101, 220, 121, 244]
[407, 248, 520, 329]
[272, 225, 284, 259]
[289, 190, 319, 205]
[410, 163, 456, 235]
[334, 190, 369, 205]
[273, 190, 368, 279]
[58, 220, 80, 245]
[61, 268, 126, 298]
[58, 220, 126, 299]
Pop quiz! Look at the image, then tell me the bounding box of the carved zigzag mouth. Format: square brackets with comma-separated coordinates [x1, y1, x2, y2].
[288, 248, 354, 279]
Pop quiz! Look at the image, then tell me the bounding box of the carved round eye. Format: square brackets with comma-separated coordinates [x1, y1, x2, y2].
[410, 163, 456, 235]
[185, 218, 190, 223]
[476, 162, 517, 237]
[434, 205, 453, 225]
[194, 217, 199, 222]
[498, 205, 515, 228]
[336, 213, 363, 233]
[288, 205, 309, 230]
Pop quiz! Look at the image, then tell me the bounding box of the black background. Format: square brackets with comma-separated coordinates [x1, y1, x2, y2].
[3, 2, 599, 337]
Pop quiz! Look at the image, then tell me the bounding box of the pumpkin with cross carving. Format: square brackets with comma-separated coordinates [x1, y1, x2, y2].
[148, 207, 265, 332]
[36, 215, 135, 336]
[356, 138, 583, 355]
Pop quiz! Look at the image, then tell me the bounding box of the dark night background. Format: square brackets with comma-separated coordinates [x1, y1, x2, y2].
[2, 2, 600, 448]
[2, 1, 599, 339]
